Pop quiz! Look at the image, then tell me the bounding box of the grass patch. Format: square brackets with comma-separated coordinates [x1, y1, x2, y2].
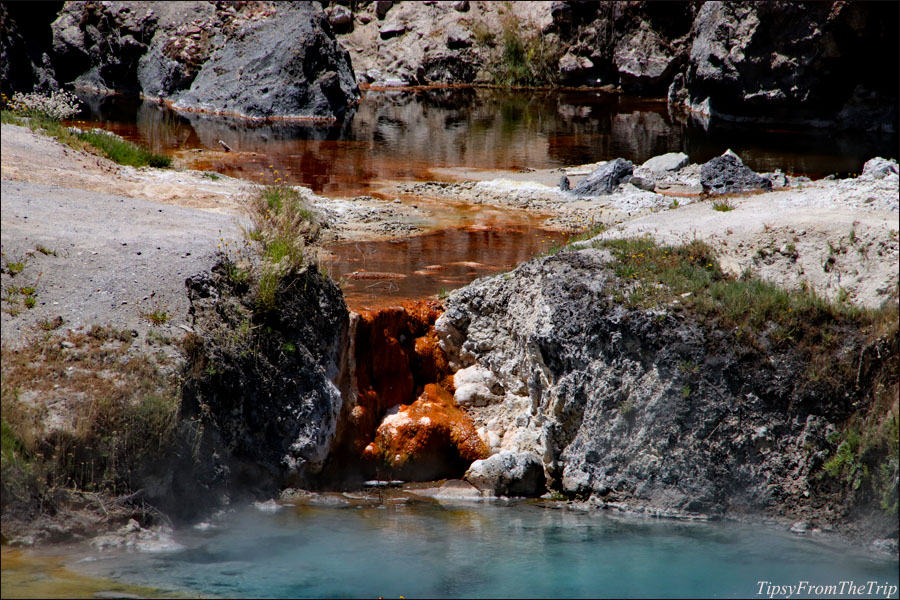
[1, 109, 24, 125]
[594, 236, 888, 338]
[142, 307, 169, 326]
[566, 222, 607, 244]
[202, 172, 221, 180]
[243, 184, 321, 311]
[35, 245, 56, 256]
[711, 198, 736, 212]
[3, 258, 25, 276]
[37, 316, 65, 331]
[76, 130, 171, 168]
[3, 92, 170, 169]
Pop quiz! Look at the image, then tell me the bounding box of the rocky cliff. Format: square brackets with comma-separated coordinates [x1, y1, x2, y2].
[5, 0, 360, 119]
[333, 0, 896, 131]
[3, 1, 895, 128]
[436, 247, 898, 535]
[668, 1, 898, 132]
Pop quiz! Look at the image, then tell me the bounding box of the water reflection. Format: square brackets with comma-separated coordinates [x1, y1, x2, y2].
[326, 225, 570, 310]
[73, 88, 897, 198]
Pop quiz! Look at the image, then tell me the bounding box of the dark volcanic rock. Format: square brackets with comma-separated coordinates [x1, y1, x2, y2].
[700, 150, 772, 195]
[571, 158, 634, 196]
[182, 258, 350, 493]
[43, 2, 360, 120]
[550, 1, 696, 92]
[672, 1, 899, 132]
[50, 1, 159, 93]
[172, 3, 359, 120]
[422, 51, 476, 84]
[0, 1, 63, 95]
[465, 451, 546, 497]
[436, 249, 895, 530]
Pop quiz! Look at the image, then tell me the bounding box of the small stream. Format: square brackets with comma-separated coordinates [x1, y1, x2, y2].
[69, 87, 898, 309]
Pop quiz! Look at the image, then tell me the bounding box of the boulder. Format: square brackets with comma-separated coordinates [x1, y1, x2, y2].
[450, 1, 470, 12]
[325, 4, 353, 33]
[172, 3, 359, 120]
[629, 175, 655, 192]
[570, 158, 634, 196]
[375, 1, 393, 20]
[422, 51, 476, 84]
[464, 451, 546, 497]
[379, 21, 407, 40]
[613, 23, 682, 94]
[861, 157, 899, 180]
[700, 150, 771, 195]
[363, 384, 489, 481]
[558, 52, 594, 85]
[446, 27, 472, 50]
[436, 248, 894, 524]
[50, 1, 161, 93]
[182, 260, 350, 494]
[640, 152, 689, 174]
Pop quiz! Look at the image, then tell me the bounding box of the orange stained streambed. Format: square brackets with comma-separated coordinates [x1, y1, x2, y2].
[324, 300, 488, 484]
[326, 223, 570, 310]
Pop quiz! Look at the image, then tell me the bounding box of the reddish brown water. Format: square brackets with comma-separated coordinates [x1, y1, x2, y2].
[69, 88, 897, 306]
[324, 224, 570, 309]
[71, 89, 898, 197]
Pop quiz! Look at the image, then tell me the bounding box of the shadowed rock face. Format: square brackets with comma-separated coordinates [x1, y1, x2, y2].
[181, 259, 350, 496]
[44, 1, 359, 120]
[671, 1, 899, 132]
[0, 1, 64, 95]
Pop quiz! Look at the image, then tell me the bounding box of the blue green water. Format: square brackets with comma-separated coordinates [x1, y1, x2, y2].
[80, 500, 898, 599]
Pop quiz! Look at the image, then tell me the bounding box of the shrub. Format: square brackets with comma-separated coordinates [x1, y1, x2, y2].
[712, 198, 736, 212]
[1, 330, 180, 500]
[244, 184, 321, 310]
[488, 13, 561, 87]
[10, 89, 81, 121]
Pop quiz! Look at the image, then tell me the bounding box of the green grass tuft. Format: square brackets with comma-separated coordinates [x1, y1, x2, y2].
[712, 198, 736, 212]
[76, 131, 172, 168]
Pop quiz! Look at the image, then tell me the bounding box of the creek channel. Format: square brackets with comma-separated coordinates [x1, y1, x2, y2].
[72, 87, 898, 309]
[6, 88, 896, 597]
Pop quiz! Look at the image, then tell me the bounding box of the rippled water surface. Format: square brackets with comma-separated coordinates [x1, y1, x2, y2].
[76, 501, 898, 599]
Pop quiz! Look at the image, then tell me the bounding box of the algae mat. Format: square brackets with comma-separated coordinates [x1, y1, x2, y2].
[1, 546, 172, 599]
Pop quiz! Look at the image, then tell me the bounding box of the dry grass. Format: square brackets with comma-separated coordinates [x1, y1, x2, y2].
[243, 184, 322, 311]
[1, 326, 180, 504]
